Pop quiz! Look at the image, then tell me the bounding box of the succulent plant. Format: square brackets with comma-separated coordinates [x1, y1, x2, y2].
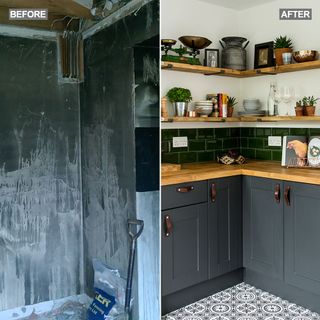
[296, 100, 303, 108]
[227, 96, 238, 108]
[302, 96, 319, 106]
[274, 36, 293, 49]
[167, 87, 192, 103]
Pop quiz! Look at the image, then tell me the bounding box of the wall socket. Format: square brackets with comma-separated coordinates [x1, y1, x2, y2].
[268, 136, 282, 147]
[173, 136, 188, 148]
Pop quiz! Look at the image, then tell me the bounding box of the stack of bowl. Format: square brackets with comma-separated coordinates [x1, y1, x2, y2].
[194, 101, 214, 117]
[239, 98, 265, 116]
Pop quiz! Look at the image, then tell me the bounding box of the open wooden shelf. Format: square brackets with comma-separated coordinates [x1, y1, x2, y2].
[161, 60, 320, 78]
[162, 116, 320, 123]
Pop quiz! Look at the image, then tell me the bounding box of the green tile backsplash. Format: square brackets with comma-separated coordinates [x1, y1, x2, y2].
[161, 127, 320, 164]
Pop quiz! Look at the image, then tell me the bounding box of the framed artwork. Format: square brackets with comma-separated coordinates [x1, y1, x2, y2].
[204, 49, 219, 67]
[254, 41, 274, 69]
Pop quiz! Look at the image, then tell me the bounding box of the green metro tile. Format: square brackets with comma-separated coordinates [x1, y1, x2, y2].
[215, 128, 230, 138]
[241, 127, 256, 137]
[256, 149, 272, 160]
[241, 148, 256, 159]
[206, 139, 223, 150]
[162, 129, 178, 141]
[256, 128, 272, 137]
[272, 128, 290, 136]
[180, 152, 197, 163]
[197, 128, 214, 139]
[223, 137, 239, 149]
[309, 128, 320, 136]
[197, 151, 215, 162]
[272, 150, 282, 161]
[179, 129, 197, 139]
[230, 128, 241, 137]
[240, 137, 248, 148]
[248, 138, 264, 149]
[289, 128, 308, 136]
[189, 140, 206, 151]
[162, 153, 179, 163]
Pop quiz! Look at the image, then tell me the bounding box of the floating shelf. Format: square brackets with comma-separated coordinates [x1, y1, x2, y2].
[162, 116, 320, 123]
[161, 60, 320, 78]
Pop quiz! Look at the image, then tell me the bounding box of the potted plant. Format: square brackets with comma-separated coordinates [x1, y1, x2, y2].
[167, 87, 192, 117]
[302, 96, 319, 116]
[227, 96, 238, 117]
[274, 35, 293, 66]
[295, 100, 304, 116]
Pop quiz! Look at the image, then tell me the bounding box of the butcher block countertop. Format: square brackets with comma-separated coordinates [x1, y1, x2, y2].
[162, 161, 320, 186]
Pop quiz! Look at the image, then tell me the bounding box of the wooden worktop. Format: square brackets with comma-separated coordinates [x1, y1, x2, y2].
[162, 161, 320, 186]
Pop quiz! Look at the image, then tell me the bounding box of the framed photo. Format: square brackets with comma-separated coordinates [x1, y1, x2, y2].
[254, 41, 274, 69]
[204, 49, 219, 67]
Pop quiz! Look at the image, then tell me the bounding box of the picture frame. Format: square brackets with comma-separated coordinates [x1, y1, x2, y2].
[204, 49, 219, 67]
[254, 41, 275, 69]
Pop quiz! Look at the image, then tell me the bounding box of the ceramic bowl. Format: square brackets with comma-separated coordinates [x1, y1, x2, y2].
[195, 105, 213, 116]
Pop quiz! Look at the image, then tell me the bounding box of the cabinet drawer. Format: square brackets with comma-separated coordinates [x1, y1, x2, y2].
[161, 181, 207, 210]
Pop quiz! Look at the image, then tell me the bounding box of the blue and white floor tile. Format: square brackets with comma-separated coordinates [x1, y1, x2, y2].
[163, 282, 320, 320]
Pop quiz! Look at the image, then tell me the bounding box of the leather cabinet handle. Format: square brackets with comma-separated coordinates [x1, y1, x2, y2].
[164, 215, 173, 237]
[284, 186, 291, 206]
[211, 183, 217, 202]
[176, 186, 194, 193]
[274, 184, 280, 203]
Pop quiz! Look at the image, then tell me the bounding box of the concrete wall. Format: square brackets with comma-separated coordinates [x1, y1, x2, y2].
[0, 35, 83, 311]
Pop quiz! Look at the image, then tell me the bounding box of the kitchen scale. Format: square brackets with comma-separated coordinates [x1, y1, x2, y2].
[161, 36, 211, 65]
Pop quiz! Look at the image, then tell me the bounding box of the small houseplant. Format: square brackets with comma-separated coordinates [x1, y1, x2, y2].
[167, 87, 192, 117]
[274, 35, 293, 66]
[295, 100, 304, 116]
[302, 96, 319, 116]
[227, 96, 238, 117]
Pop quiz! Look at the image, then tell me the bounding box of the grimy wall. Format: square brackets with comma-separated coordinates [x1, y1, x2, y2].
[0, 35, 82, 310]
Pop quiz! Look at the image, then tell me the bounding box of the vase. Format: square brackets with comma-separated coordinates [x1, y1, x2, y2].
[295, 106, 304, 116]
[274, 48, 293, 66]
[174, 102, 188, 117]
[305, 105, 315, 116]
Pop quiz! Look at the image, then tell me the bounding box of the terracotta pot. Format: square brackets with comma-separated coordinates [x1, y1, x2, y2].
[295, 106, 304, 116]
[274, 48, 293, 66]
[227, 106, 234, 117]
[305, 105, 316, 116]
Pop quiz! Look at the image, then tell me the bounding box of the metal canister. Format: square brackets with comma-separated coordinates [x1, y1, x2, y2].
[220, 37, 249, 70]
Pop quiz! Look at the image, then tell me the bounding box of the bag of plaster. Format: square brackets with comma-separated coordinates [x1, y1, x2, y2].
[87, 259, 128, 320]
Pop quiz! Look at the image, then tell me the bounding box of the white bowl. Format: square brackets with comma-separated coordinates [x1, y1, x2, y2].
[195, 106, 213, 116]
[243, 104, 261, 112]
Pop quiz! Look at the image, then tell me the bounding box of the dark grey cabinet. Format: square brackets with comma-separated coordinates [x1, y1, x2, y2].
[243, 176, 284, 280]
[161, 203, 208, 296]
[284, 182, 320, 295]
[208, 176, 242, 278]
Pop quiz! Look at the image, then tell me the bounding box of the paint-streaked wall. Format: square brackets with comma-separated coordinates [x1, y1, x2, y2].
[0, 36, 82, 311]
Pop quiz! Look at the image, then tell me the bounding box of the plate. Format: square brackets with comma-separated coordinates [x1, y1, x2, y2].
[308, 137, 320, 167]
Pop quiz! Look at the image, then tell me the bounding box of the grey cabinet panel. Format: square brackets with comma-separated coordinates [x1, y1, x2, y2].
[243, 176, 284, 280]
[284, 182, 320, 295]
[161, 181, 207, 210]
[162, 203, 208, 296]
[208, 176, 242, 278]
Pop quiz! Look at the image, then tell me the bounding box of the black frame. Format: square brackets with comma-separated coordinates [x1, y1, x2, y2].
[254, 41, 274, 69]
[204, 49, 219, 67]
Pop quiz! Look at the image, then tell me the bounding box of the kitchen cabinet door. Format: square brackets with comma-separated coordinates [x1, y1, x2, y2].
[284, 182, 320, 295]
[243, 176, 284, 280]
[161, 203, 208, 296]
[208, 176, 242, 278]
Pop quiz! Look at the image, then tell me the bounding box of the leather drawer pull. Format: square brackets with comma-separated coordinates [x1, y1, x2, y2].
[176, 186, 194, 193]
[164, 215, 173, 237]
[274, 184, 280, 203]
[211, 183, 217, 202]
[284, 186, 291, 206]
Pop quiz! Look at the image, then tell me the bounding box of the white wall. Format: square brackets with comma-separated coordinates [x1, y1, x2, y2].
[161, 0, 241, 115]
[162, 0, 320, 116]
[238, 0, 320, 115]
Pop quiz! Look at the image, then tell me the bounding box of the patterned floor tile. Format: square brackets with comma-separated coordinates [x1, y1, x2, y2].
[163, 283, 320, 320]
